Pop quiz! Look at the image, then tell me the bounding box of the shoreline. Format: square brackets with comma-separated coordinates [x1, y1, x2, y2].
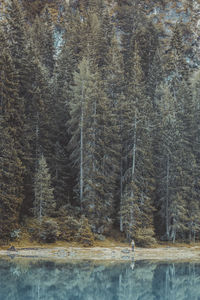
[0, 246, 200, 262]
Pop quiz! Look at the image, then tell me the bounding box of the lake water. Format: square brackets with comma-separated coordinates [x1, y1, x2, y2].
[0, 258, 200, 300]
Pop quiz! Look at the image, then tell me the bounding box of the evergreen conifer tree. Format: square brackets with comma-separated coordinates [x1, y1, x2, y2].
[0, 30, 24, 238]
[121, 43, 155, 240]
[155, 83, 187, 241]
[31, 6, 55, 77]
[51, 17, 77, 207]
[165, 23, 189, 96]
[68, 57, 119, 231]
[0, 117, 24, 241]
[105, 34, 126, 230]
[34, 154, 55, 221]
[177, 80, 200, 241]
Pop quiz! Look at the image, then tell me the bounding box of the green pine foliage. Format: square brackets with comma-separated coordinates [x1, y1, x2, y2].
[34, 154, 55, 221]
[68, 57, 118, 231]
[31, 6, 55, 77]
[120, 43, 155, 241]
[165, 23, 189, 95]
[0, 30, 24, 241]
[155, 84, 184, 241]
[76, 217, 94, 247]
[0, 0, 200, 245]
[0, 117, 24, 242]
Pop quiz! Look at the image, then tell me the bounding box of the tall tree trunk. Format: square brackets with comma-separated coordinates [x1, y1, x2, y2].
[131, 112, 137, 189]
[166, 154, 170, 239]
[120, 156, 123, 232]
[35, 112, 39, 169]
[92, 99, 96, 211]
[80, 84, 84, 210]
[39, 183, 42, 223]
[130, 112, 137, 237]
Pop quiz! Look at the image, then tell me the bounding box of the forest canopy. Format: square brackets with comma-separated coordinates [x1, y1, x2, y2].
[0, 0, 200, 246]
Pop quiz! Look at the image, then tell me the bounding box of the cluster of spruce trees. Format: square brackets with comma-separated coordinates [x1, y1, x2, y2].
[0, 0, 200, 244]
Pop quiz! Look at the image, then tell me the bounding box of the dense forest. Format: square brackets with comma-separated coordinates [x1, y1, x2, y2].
[0, 0, 200, 246]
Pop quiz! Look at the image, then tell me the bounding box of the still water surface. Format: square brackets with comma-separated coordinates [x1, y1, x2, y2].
[0, 258, 200, 300]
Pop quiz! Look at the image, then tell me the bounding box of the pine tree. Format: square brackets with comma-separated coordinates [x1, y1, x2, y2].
[62, 4, 85, 66]
[120, 43, 155, 241]
[165, 23, 189, 96]
[0, 28, 25, 165]
[104, 33, 130, 230]
[49, 3, 88, 208]
[20, 36, 53, 214]
[5, 0, 27, 73]
[34, 154, 55, 222]
[4, 0, 35, 216]
[31, 6, 55, 76]
[132, 21, 159, 89]
[86, 71, 119, 231]
[68, 57, 119, 231]
[51, 17, 77, 208]
[0, 117, 24, 241]
[67, 58, 90, 209]
[115, 0, 146, 80]
[84, 2, 113, 77]
[0, 29, 24, 239]
[146, 48, 163, 103]
[188, 69, 200, 241]
[155, 83, 187, 241]
[178, 79, 200, 241]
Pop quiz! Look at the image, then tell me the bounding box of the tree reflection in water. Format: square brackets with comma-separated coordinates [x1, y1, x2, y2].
[0, 259, 200, 300]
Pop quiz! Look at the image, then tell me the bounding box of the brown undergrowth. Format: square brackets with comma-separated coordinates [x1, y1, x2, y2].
[1, 222, 200, 250]
[1, 236, 200, 251]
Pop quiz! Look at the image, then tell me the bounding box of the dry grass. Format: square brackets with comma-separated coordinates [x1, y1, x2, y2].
[156, 241, 200, 248]
[2, 237, 200, 251]
[1, 224, 200, 250]
[0, 238, 129, 250]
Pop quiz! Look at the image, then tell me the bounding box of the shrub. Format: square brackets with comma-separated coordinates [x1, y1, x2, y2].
[76, 217, 94, 247]
[57, 204, 81, 218]
[26, 218, 59, 243]
[58, 216, 81, 241]
[94, 234, 105, 241]
[39, 219, 59, 243]
[135, 228, 156, 247]
[10, 229, 21, 240]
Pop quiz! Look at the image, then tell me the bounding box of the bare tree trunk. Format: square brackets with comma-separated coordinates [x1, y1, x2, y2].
[35, 112, 39, 169]
[172, 228, 176, 243]
[189, 227, 192, 242]
[80, 84, 84, 210]
[166, 154, 170, 239]
[130, 112, 137, 236]
[131, 112, 137, 189]
[120, 156, 123, 232]
[193, 229, 196, 243]
[39, 181, 42, 224]
[92, 99, 96, 211]
[55, 143, 58, 181]
[35, 112, 40, 220]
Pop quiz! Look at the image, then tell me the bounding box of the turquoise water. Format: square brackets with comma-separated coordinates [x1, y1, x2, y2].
[0, 258, 200, 300]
